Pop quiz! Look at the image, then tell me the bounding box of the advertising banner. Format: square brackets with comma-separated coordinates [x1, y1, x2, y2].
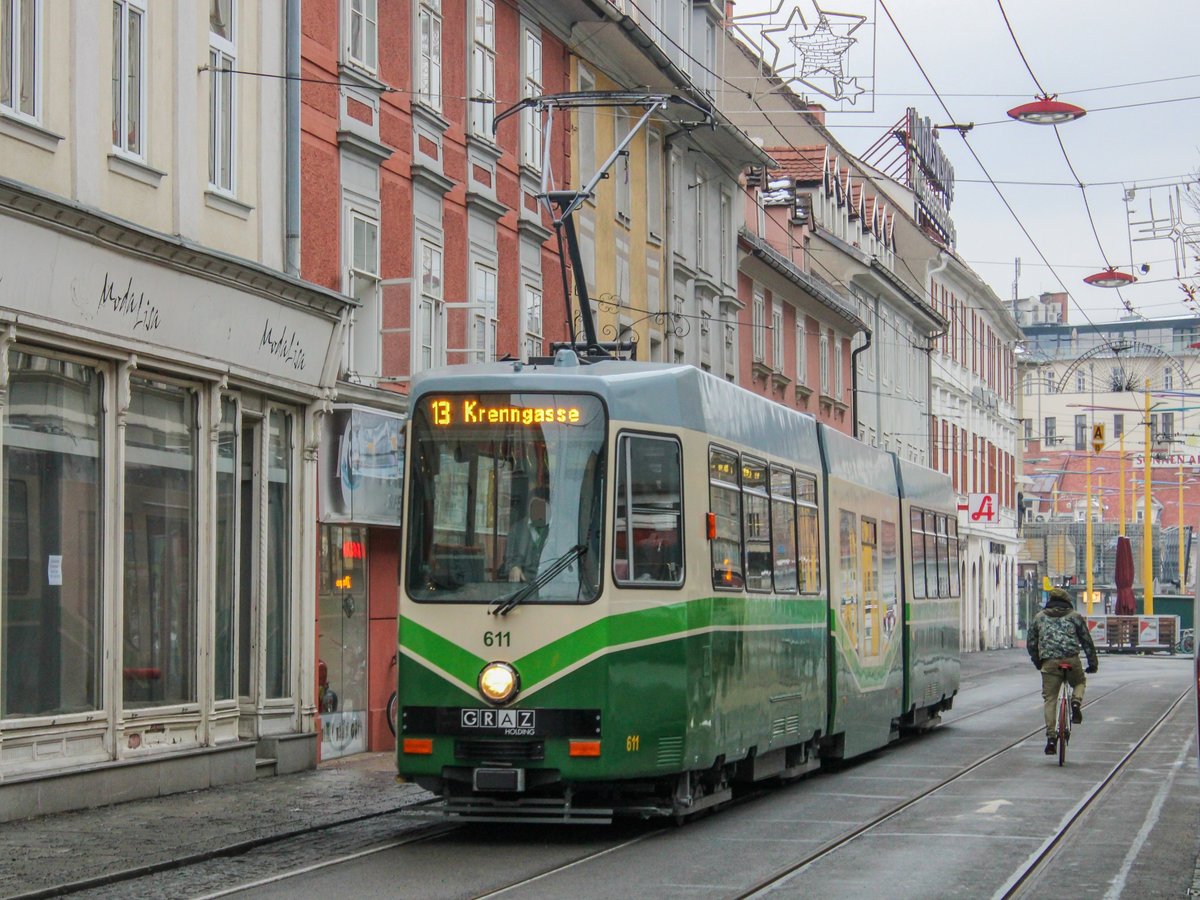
[1086, 616, 1107, 645]
[1138, 616, 1160, 646]
[319, 405, 405, 525]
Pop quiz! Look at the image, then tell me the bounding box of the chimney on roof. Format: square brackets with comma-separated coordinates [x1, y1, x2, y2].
[804, 103, 826, 125]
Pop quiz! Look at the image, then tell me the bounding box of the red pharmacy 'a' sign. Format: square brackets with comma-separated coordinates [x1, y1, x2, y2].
[967, 493, 999, 524]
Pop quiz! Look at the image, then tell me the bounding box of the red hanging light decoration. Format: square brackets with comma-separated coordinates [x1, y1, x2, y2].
[1007, 94, 1086, 125]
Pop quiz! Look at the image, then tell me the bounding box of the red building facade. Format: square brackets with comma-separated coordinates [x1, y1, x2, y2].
[300, 1, 571, 757]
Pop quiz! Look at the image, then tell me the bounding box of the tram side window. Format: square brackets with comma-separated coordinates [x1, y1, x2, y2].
[770, 467, 797, 593]
[860, 518, 879, 656]
[947, 517, 961, 597]
[935, 514, 950, 597]
[614, 434, 683, 585]
[709, 447, 744, 589]
[743, 458, 771, 592]
[796, 474, 822, 594]
[923, 514, 938, 597]
[910, 509, 927, 598]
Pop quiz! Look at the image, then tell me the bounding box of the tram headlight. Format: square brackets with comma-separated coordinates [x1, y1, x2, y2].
[478, 661, 520, 705]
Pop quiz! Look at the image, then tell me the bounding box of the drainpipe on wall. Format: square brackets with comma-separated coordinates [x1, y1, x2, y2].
[851, 329, 872, 440]
[926, 249, 950, 465]
[284, 0, 301, 277]
[662, 130, 684, 360]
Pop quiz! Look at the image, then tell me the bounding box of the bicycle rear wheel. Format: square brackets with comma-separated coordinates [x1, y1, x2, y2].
[1057, 692, 1069, 766]
[386, 691, 398, 737]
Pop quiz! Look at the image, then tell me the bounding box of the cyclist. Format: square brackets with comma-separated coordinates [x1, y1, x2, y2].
[1028, 587, 1099, 754]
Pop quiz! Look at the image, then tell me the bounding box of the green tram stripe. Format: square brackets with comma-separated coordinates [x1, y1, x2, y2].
[401, 595, 826, 695]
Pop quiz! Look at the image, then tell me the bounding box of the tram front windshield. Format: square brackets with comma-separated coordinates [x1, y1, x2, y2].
[405, 392, 605, 605]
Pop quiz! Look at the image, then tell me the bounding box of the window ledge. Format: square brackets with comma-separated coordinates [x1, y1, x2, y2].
[205, 189, 253, 220]
[751, 360, 773, 381]
[770, 371, 792, 390]
[108, 153, 166, 187]
[794, 383, 813, 401]
[0, 112, 63, 152]
[337, 128, 394, 164]
[412, 100, 450, 134]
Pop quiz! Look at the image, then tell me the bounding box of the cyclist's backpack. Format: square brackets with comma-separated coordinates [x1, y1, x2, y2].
[1037, 613, 1081, 660]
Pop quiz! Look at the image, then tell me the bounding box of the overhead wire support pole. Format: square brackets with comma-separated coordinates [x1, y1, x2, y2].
[493, 92, 712, 358]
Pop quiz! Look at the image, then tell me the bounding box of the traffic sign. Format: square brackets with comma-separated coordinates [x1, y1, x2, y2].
[1091, 423, 1105, 453]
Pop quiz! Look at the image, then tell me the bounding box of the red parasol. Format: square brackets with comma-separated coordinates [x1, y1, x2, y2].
[1114, 535, 1136, 615]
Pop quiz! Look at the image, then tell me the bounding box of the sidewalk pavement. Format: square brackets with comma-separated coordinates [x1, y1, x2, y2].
[0, 751, 430, 899]
[0, 648, 1194, 898]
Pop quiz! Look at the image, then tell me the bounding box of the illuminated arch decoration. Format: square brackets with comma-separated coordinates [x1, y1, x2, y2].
[1054, 340, 1189, 396]
[732, 1, 877, 109]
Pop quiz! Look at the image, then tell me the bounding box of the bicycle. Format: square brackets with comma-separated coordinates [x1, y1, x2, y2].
[385, 651, 398, 738]
[1054, 661, 1074, 767]
[1176, 628, 1194, 655]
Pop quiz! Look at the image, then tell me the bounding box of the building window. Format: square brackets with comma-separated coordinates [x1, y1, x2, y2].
[719, 191, 731, 284]
[472, 262, 497, 363]
[469, 0, 494, 137]
[111, 0, 146, 156]
[1075, 414, 1087, 451]
[834, 336, 844, 396]
[208, 0, 235, 193]
[264, 408, 293, 699]
[1164, 366, 1174, 391]
[795, 320, 807, 386]
[346, 0, 377, 72]
[1044, 370, 1055, 394]
[123, 376, 197, 708]
[1075, 371, 1085, 392]
[416, 239, 444, 373]
[346, 211, 380, 379]
[523, 283, 542, 360]
[1, 0, 38, 120]
[695, 166, 707, 271]
[615, 112, 630, 225]
[770, 301, 783, 370]
[647, 128, 663, 240]
[214, 396, 237, 702]
[1162, 411, 1175, 443]
[1044, 416, 1056, 445]
[1024, 418, 1032, 441]
[417, 0, 442, 110]
[521, 28, 542, 171]
[820, 331, 830, 395]
[752, 290, 765, 363]
[2, 352, 103, 718]
[1114, 414, 1124, 439]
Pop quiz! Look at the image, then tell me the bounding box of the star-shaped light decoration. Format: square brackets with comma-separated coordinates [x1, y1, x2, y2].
[733, 1, 873, 107]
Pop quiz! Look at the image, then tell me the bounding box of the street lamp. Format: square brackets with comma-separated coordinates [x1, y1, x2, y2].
[1084, 267, 1138, 288]
[1007, 94, 1087, 124]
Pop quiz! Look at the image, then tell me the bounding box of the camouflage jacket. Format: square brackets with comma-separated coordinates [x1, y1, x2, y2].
[1028, 597, 1098, 668]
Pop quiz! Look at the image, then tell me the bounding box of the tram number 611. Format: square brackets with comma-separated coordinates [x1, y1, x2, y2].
[483, 631, 510, 647]
[626, 735, 640, 752]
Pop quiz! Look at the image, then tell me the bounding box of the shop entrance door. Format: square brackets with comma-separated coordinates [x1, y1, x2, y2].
[318, 524, 368, 759]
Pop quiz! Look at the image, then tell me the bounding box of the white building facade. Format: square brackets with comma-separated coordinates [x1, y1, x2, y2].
[929, 255, 1022, 650]
[0, 1, 350, 820]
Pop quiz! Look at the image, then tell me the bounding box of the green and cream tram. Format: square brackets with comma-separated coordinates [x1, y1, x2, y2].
[396, 351, 960, 822]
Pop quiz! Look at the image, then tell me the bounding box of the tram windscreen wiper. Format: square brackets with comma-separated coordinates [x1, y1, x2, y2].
[490, 544, 587, 617]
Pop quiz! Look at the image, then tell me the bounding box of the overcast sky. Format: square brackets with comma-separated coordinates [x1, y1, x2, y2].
[730, 0, 1199, 327]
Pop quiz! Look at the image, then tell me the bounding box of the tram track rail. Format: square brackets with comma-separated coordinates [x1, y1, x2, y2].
[992, 684, 1194, 899]
[15, 796, 447, 900]
[19, 670, 1163, 900]
[731, 682, 1143, 899]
